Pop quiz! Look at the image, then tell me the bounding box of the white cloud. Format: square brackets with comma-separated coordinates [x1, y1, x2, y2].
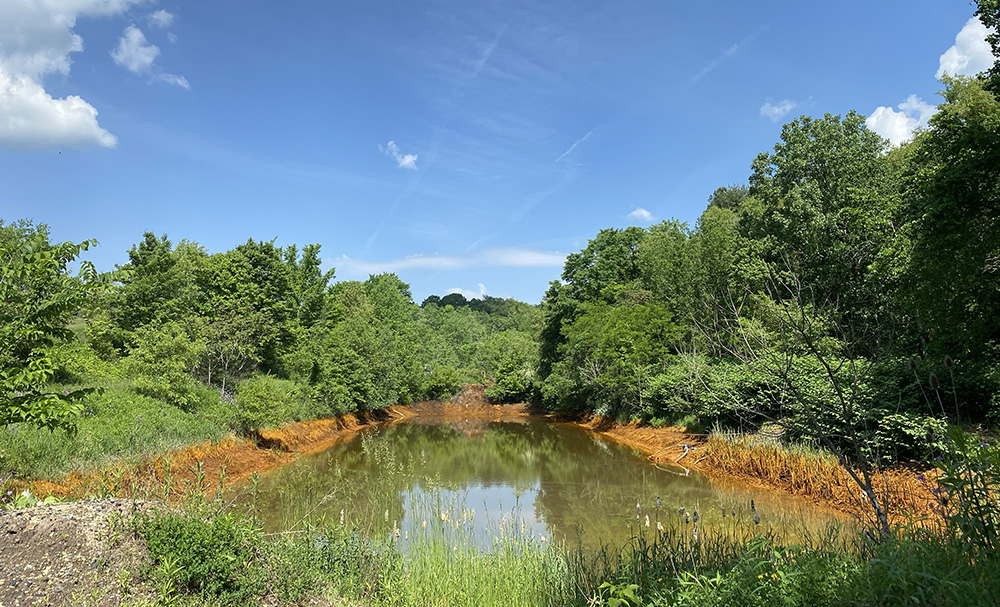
[0, 0, 142, 150]
[866, 94, 936, 146]
[156, 72, 190, 90]
[111, 25, 159, 74]
[331, 247, 567, 276]
[760, 99, 796, 122]
[448, 283, 488, 300]
[381, 140, 418, 170]
[937, 17, 995, 79]
[0, 0, 142, 79]
[0, 65, 117, 150]
[627, 207, 656, 223]
[111, 25, 189, 88]
[148, 10, 175, 29]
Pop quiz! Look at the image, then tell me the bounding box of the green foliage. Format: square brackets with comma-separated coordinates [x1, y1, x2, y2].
[482, 329, 538, 402]
[0, 386, 228, 479]
[235, 374, 302, 433]
[934, 428, 1000, 557]
[139, 510, 262, 600]
[124, 322, 215, 412]
[0, 488, 61, 510]
[0, 220, 109, 432]
[423, 365, 461, 401]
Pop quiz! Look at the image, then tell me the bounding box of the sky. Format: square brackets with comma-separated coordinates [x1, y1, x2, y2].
[1, 1, 996, 304]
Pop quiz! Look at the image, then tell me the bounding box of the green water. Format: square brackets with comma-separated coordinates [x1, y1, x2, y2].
[244, 417, 845, 549]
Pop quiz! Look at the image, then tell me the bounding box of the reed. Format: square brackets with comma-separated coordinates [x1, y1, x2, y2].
[702, 431, 932, 524]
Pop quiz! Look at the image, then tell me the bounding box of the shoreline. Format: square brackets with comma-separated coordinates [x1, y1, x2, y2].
[22, 387, 932, 523]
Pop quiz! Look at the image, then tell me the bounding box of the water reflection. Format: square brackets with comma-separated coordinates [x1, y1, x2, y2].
[244, 418, 844, 549]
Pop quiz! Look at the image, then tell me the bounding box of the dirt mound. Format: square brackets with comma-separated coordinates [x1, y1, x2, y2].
[0, 499, 160, 606]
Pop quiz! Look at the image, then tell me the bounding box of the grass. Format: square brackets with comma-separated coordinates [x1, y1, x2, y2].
[117, 484, 1000, 607]
[701, 430, 932, 526]
[0, 383, 231, 480]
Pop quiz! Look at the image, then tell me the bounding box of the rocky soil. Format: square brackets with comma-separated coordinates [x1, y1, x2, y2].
[0, 499, 160, 607]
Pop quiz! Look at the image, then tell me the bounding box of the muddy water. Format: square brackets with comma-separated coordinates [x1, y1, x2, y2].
[246, 417, 846, 549]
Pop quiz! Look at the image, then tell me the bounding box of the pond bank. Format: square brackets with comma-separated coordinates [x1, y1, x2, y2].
[23, 386, 932, 524]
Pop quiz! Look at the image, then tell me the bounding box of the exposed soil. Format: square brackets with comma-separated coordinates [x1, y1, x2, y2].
[0, 499, 159, 607]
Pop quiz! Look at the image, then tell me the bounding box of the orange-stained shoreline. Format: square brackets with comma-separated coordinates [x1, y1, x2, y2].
[22, 386, 934, 524]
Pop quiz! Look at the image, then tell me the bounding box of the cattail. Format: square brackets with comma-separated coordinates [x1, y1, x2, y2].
[732, 508, 736, 518]
[909, 357, 917, 371]
[636, 501, 641, 521]
[721, 507, 726, 518]
[753, 514, 761, 525]
[339, 509, 345, 525]
[685, 512, 690, 524]
[929, 372, 940, 390]
[645, 514, 650, 528]
[692, 526, 699, 542]
[679, 506, 685, 515]
[692, 510, 699, 524]
[750, 499, 755, 512]
[657, 521, 664, 532]
[945, 355, 953, 368]
[656, 496, 662, 510]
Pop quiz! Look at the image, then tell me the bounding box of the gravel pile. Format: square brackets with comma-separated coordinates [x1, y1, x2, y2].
[0, 499, 160, 607]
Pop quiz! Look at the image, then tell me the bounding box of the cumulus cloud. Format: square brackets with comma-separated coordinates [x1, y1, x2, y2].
[148, 10, 175, 29]
[867, 94, 936, 146]
[381, 140, 419, 170]
[448, 283, 489, 300]
[332, 247, 567, 276]
[0, 0, 143, 149]
[760, 99, 796, 122]
[0, 65, 117, 150]
[111, 25, 159, 73]
[937, 17, 995, 79]
[627, 207, 656, 223]
[110, 25, 189, 88]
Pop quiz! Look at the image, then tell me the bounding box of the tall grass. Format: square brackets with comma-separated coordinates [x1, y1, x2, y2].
[0, 383, 231, 479]
[703, 431, 930, 524]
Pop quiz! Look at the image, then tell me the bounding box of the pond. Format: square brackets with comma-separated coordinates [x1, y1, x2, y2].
[244, 416, 845, 550]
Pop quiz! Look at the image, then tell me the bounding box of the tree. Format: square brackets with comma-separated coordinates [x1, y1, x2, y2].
[975, 0, 1000, 89]
[0, 221, 107, 431]
[902, 76, 1000, 365]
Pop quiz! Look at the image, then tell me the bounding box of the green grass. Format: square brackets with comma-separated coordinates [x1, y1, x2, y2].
[0, 383, 232, 479]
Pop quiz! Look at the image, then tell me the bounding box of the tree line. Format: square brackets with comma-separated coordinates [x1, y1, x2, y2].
[0, 222, 541, 440]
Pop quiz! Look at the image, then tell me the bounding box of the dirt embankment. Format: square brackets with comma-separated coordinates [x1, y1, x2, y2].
[25, 385, 933, 523]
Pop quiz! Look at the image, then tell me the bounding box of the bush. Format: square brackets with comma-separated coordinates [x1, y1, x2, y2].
[424, 365, 461, 401]
[235, 374, 302, 433]
[139, 510, 262, 600]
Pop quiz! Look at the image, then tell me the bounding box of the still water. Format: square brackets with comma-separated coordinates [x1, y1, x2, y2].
[246, 416, 844, 549]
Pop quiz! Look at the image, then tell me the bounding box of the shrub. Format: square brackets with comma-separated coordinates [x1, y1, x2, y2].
[424, 365, 461, 401]
[235, 374, 301, 433]
[138, 510, 262, 600]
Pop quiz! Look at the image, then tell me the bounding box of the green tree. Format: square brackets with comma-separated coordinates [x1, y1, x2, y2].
[0, 221, 107, 431]
[902, 76, 1000, 365]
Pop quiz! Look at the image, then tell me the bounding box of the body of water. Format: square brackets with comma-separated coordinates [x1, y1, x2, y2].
[244, 417, 845, 549]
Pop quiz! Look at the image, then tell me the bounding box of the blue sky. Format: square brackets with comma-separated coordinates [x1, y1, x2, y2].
[1, 1, 995, 303]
